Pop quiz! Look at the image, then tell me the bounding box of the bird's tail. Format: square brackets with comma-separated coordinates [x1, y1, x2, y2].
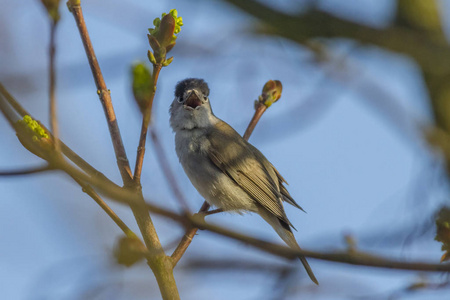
[258, 208, 319, 285]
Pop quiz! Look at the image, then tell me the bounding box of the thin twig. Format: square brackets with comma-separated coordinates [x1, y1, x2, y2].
[243, 103, 267, 141]
[0, 165, 54, 176]
[171, 202, 210, 266]
[150, 127, 191, 212]
[48, 21, 61, 152]
[68, 2, 132, 182]
[133, 64, 162, 182]
[0, 92, 19, 127]
[0, 56, 143, 267]
[70, 175, 138, 238]
[171, 102, 268, 267]
[184, 258, 295, 273]
[203, 208, 223, 216]
[0, 82, 110, 182]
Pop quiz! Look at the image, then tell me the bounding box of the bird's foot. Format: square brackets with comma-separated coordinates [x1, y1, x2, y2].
[191, 208, 224, 230]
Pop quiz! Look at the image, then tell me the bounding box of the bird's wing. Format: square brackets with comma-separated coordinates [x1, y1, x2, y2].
[207, 121, 294, 228]
[270, 164, 305, 212]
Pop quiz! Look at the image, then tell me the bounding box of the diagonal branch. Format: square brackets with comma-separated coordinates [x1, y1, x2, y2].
[70, 175, 138, 238]
[67, 1, 132, 182]
[133, 64, 162, 182]
[243, 103, 267, 141]
[48, 20, 61, 152]
[0, 82, 110, 183]
[0, 165, 54, 176]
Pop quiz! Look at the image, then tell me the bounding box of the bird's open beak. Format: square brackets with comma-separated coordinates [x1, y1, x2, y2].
[184, 91, 202, 109]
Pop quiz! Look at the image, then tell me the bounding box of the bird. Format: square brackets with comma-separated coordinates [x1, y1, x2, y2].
[169, 78, 318, 285]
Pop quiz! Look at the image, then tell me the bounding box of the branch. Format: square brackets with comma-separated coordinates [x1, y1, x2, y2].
[0, 165, 53, 176]
[0, 82, 111, 184]
[243, 102, 267, 141]
[70, 175, 138, 238]
[133, 64, 161, 182]
[67, 1, 132, 182]
[48, 20, 61, 152]
[0, 92, 19, 128]
[184, 258, 294, 273]
[170, 202, 210, 266]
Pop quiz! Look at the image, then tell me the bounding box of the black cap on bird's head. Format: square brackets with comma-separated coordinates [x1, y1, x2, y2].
[174, 78, 210, 110]
[175, 78, 209, 99]
[170, 78, 216, 130]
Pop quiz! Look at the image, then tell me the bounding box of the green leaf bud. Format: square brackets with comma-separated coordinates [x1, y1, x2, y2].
[162, 57, 174, 67]
[147, 50, 157, 65]
[131, 62, 152, 112]
[114, 236, 147, 267]
[147, 34, 161, 52]
[261, 80, 282, 107]
[157, 14, 176, 48]
[40, 0, 61, 23]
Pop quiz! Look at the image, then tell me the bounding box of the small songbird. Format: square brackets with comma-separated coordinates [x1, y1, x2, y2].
[170, 78, 318, 284]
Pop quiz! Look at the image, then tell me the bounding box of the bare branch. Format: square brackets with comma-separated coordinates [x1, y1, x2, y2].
[70, 175, 138, 238]
[0, 82, 111, 184]
[184, 258, 294, 273]
[0, 92, 19, 128]
[133, 64, 162, 182]
[202, 208, 223, 216]
[0, 165, 53, 176]
[48, 21, 61, 152]
[67, 1, 132, 182]
[243, 103, 267, 141]
[170, 202, 210, 266]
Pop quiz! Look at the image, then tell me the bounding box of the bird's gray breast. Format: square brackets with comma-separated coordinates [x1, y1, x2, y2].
[174, 129, 256, 211]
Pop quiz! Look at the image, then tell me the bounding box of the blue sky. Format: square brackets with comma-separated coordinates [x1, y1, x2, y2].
[0, 0, 448, 299]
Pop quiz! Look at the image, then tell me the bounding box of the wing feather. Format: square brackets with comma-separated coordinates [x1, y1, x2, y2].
[271, 165, 305, 212]
[207, 121, 296, 228]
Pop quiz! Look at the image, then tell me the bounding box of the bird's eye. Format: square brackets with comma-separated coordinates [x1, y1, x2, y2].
[176, 97, 183, 103]
[203, 96, 208, 102]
